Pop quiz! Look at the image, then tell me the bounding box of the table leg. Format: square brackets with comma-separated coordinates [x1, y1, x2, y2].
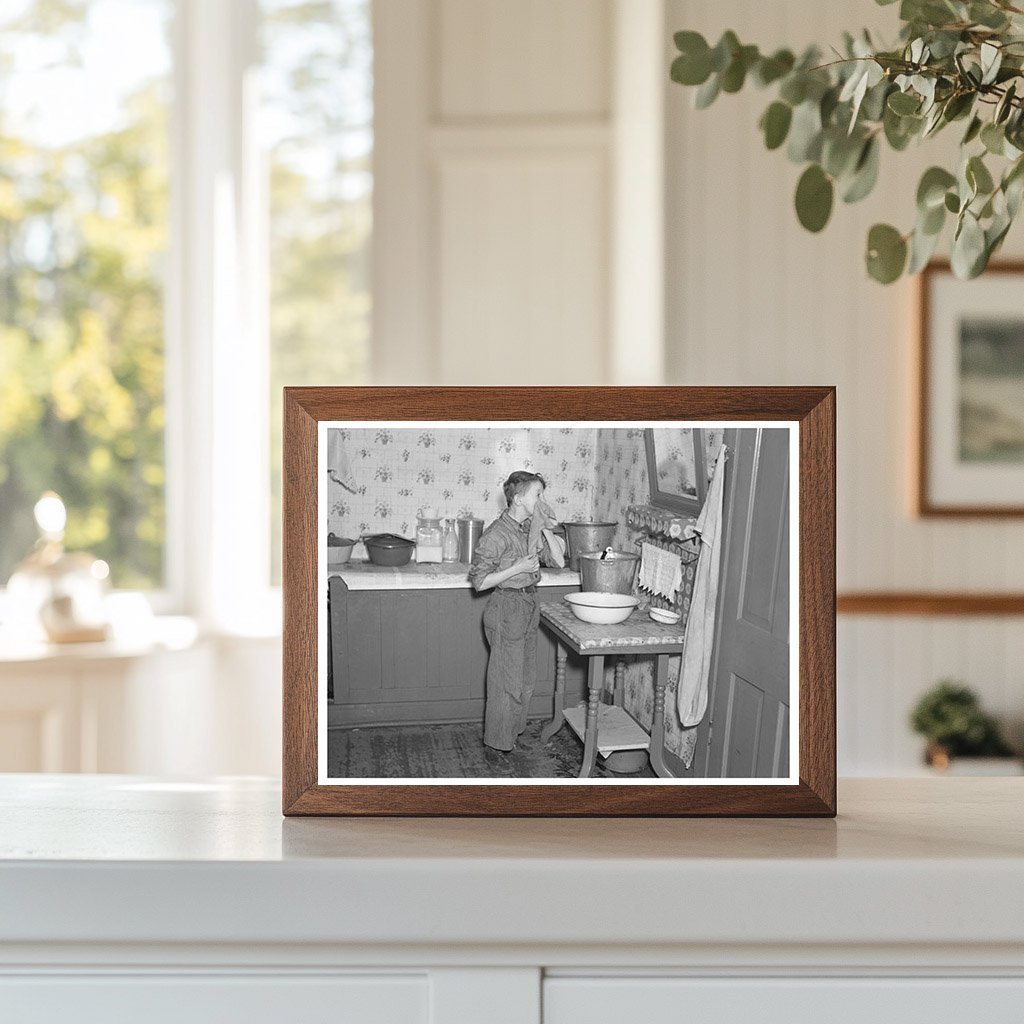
[540, 643, 568, 742]
[578, 655, 604, 779]
[649, 654, 673, 778]
[613, 657, 625, 707]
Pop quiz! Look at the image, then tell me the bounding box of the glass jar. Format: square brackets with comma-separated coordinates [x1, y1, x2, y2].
[415, 517, 443, 563]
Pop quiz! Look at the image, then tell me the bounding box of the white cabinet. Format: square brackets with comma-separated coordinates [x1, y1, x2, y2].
[544, 977, 1024, 1023]
[0, 975, 428, 1024]
[2, 777, 1023, 1024]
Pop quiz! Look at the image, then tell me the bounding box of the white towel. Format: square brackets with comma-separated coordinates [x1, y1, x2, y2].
[677, 443, 728, 737]
[327, 429, 355, 491]
[638, 543, 683, 602]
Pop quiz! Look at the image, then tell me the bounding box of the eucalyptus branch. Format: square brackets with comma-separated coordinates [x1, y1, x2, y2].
[670, 3, 1024, 283]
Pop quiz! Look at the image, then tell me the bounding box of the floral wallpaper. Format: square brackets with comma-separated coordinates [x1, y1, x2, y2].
[327, 427, 601, 538]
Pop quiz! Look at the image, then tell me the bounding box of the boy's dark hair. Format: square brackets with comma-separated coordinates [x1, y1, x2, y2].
[503, 471, 546, 507]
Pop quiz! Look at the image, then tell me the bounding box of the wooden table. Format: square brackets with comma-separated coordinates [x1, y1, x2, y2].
[538, 601, 686, 778]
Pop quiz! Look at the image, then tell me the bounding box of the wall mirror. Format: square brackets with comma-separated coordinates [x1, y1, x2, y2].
[644, 427, 707, 515]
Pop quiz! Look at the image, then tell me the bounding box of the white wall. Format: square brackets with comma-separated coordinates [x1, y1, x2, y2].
[664, 0, 1024, 773]
[34, 0, 1015, 780]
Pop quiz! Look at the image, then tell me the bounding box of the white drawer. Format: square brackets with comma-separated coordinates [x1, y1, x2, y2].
[544, 976, 1024, 1023]
[0, 974, 427, 1024]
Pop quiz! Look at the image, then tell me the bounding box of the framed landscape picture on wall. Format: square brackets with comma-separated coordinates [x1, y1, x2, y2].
[917, 261, 1024, 517]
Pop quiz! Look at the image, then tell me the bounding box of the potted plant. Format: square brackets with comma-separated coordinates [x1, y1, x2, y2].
[670, 0, 1024, 283]
[909, 679, 1019, 771]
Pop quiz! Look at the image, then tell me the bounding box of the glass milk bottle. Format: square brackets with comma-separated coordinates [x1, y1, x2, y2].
[442, 518, 459, 562]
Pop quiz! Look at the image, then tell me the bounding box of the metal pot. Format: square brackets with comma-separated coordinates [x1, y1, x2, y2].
[562, 521, 618, 570]
[363, 533, 415, 566]
[578, 549, 639, 595]
[327, 533, 356, 565]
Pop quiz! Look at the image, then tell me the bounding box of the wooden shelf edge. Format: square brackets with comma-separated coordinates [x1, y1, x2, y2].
[838, 592, 1024, 616]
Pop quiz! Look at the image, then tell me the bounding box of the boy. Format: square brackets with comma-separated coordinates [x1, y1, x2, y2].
[469, 471, 558, 752]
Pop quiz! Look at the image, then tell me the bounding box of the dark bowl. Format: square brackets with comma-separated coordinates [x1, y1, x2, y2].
[363, 533, 415, 566]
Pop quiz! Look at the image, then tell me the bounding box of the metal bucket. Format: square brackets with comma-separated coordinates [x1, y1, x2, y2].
[562, 521, 617, 570]
[578, 550, 640, 595]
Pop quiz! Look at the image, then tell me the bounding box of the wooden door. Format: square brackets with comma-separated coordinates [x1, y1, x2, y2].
[700, 428, 791, 778]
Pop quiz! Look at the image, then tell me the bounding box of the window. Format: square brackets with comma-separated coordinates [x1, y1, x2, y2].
[0, 0, 173, 590]
[261, 0, 373, 582]
[0, 0, 374, 621]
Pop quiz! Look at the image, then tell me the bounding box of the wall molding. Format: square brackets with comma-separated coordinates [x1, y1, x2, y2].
[837, 593, 1024, 616]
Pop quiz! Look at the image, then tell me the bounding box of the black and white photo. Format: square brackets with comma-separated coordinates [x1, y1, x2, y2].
[319, 421, 797, 784]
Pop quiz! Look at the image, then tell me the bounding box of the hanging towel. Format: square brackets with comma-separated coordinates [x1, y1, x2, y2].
[677, 443, 728, 745]
[541, 528, 566, 568]
[638, 543, 683, 602]
[327, 429, 356, 491]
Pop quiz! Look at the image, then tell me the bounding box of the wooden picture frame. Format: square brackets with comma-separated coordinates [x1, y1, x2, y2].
[643, 426, 707, 516]
[916, 260, 1024, 517]
[283, 387, 836, 817]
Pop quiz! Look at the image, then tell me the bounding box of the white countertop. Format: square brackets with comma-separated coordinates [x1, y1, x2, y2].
[2, 775, 1023, 950]
[329, 560, 581, 590]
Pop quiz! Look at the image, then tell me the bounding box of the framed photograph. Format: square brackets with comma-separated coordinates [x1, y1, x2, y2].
[283, 387, 835, 817]
[917, 261, 1024, 517]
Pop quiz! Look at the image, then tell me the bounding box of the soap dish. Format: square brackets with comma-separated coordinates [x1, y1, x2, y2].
[649, 607, 681, 625]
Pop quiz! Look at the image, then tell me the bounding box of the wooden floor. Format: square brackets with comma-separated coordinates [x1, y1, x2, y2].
[327, 718, 657, 780]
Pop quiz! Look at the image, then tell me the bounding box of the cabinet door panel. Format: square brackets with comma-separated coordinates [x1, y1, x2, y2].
[545, 977, 1024, 1023]
[1, 975, 426, 1024]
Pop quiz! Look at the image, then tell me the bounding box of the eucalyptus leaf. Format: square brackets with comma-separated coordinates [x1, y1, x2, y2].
[917, 166, 957, 210]
[981, 122, 1006, 155]
[942, 92, 974, 122]
[951, 211, 986, 278]
[884, 106, 922, 150]
[921, 200, 946, 235]
[970, 2, 1009, 30]
[842, 137, 880, 203]
[760, 101, 793, 150]
[962, 115, 983, 145]
[888, 91, 921, 115]
[866, 223, 908, 283]
[908, 221, 943, 273]
[779, 73, 807, 106]
[967, 154, 995, 195]
[787, 100, 823, 162]
[694, 73, 721, 109]
[822, 128, 864, 178]
[996, 82, 1017, 124]
[922, 102, 946, 137]
[754, 49, 795, 87]
[710, 31, 740, 73]
[944, 190, 961, 213]
[980, 42, 1003, 86]
[721, 44, 759, 92]
[861, 80, 892, 122]
[1006, 172, 1024, 218]
[795, 164, 834, 232]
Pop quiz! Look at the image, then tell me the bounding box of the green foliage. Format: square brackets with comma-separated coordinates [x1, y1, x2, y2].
[909, 679, 1015, 756]
[0, 3, 168, 588]
[670, 1, 1024, 282]
[0, 0, 373, 588]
